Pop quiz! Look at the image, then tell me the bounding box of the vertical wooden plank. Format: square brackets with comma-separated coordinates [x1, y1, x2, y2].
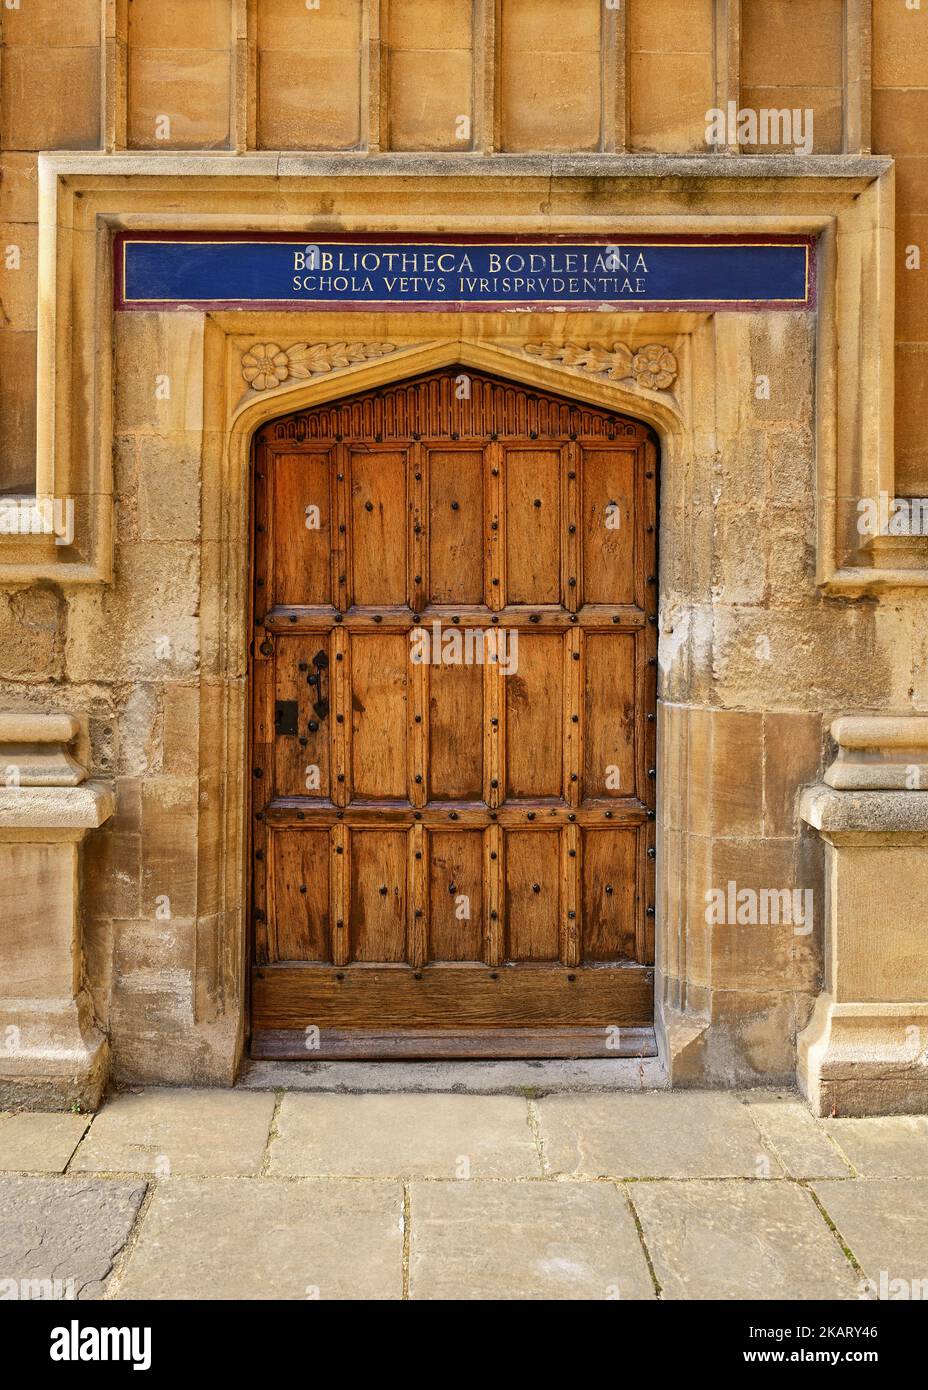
[410, 441, 427, 611]
[563, 440, 580, 612]
[409, 628, 427, 809]
[565, 626, 581, 808]
[331, 821, 349, 966]
[484, 648, 503, 810]
[560, 823, 581, 966]
[484, 823, 504, 966]
[333, 442, 350, 615]
[408, 823, 427, 968]
[486, 440, 504, 610]
[332, 625, 349, 808]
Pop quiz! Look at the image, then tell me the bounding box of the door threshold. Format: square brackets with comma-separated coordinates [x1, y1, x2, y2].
[239, 1040, 667, 1096]
[250, 1025, 657, 1061]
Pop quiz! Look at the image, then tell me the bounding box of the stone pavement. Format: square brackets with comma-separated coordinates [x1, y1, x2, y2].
[0, 1086, 926, 1301]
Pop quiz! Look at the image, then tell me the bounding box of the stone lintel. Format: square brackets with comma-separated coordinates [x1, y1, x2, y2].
[41, 151, 895, 183]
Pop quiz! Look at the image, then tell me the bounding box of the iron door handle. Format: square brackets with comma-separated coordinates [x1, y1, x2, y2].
[311, 648, 329, 721]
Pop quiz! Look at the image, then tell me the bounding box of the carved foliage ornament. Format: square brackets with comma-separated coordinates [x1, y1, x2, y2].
[524, 341, 678, 392]
[241, 341, 400, 390]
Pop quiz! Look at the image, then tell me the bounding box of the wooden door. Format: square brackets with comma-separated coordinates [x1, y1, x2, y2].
[249, 369, 657, 1058]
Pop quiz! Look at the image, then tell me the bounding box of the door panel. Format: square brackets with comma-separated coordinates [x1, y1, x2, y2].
[250, 369, 657, 1059]
[427, 829, 484, 961]
[427, 661, 484, 800]
[270, 828, 331, 962]
[349, 449, 408, 605]
[271, 634, 332, 799]
[505, 634, 563, 800]
[349, 829, 408, 962]
[583, 632, 637, 801]
[505, 829, 561, 962]
[428, 448, 485, 604]
[504, 448, 562, 604]
[272, 449, 334, 607]
[580, 447, 636, 605]
[349, 633, 408, 800]
[580, 827, 638, 961]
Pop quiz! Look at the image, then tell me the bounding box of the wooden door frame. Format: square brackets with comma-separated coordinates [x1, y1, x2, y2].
[240, 347, 671, 1058]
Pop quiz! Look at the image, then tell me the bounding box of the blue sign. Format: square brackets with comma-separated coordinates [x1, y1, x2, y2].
[117, 237, 812, 311]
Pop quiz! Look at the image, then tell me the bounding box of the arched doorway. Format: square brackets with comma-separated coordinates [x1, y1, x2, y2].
[248, 367, 658, 1058]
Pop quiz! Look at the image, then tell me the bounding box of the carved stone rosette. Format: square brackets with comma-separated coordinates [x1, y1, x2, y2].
[241, 341, 401, 391]
[523, 341, 678, 392]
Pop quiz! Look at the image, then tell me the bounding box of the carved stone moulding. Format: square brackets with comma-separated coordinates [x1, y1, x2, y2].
[241, 341, 401, 390]
[523, 341, 678, 392]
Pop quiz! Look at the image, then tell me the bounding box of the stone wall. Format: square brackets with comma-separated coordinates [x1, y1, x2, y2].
[0, 2, 926, 1104]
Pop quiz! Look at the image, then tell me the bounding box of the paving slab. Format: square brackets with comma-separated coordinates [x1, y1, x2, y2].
[409, 1180, 655, 1300]
[822, 1115, 928, 1177]
[631, 1180, 860, 1300]
[0, 1175, 146, 1300]
[813, 1179, 928, 1296]
[0, 1111, 90, 1173]
[742, 1093, 853, 1178]
[69, 1088, 276, 1177]
[537, 1091, 779, 1178]
[116, 1178, 404, 1300]
[270, 1093, 541, 1178]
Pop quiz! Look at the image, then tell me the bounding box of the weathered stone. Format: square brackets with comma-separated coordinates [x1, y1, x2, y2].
[813, 1179, 928, 1294]
[69, 1088, 275, 1177]
[822, 1116, 928, 1177]
[537, 1092, 778, 1178]
[0, 1112, 89, 1173]
[270, 1093, 541, 1178]
[0, 1176, 145, 1300]
[409, 1180, 655, 1301]
[742, 1093, 853, 1178]
[632, 1180, 860, 1300]
[116, 1178, 403, 1300]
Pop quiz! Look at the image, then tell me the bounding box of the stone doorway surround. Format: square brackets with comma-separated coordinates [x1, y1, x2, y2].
[1, 152, 927, 1113]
